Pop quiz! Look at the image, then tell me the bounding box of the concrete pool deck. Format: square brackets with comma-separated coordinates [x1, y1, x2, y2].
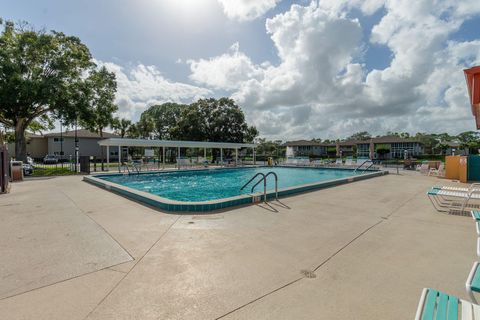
[0, 171, 476, 319]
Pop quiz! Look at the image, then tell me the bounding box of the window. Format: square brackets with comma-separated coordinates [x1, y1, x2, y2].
[54, 137, 64, 142]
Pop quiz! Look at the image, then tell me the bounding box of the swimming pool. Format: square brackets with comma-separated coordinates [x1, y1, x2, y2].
[84, 166, 386, 212]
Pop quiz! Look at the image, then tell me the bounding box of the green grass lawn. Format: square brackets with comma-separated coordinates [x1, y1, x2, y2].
[31, 167, 76, 177]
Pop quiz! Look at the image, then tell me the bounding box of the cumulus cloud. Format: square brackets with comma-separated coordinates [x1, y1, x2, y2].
[216, 0, 280, 21]
[187, 42, 263, 90]
[187, 1, 480, 139]
[97, 61, 212, 120]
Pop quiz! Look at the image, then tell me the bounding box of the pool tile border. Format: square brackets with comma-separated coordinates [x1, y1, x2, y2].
[83, 167, 388, 213]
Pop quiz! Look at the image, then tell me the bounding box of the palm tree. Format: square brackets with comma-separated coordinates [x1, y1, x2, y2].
[112, 118, 132, 138]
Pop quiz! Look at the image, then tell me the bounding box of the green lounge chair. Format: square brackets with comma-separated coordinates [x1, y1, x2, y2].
[415, 288, 478, 319]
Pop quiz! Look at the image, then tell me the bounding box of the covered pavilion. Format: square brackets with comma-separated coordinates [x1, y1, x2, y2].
[97, 138, 257, 168]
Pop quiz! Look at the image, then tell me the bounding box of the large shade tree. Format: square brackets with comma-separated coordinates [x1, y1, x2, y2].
[0, 20, 109, 161]
[79, 66, 118, 169]
[171, 98, 258, 143]
[139, 102, 186, 139]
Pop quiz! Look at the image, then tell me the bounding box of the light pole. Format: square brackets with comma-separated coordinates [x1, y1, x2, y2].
[74, 118, 79, 172]
[60, 120, 63, 167]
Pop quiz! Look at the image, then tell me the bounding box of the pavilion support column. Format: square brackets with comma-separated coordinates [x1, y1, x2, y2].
[204, 147, 207, 159]
[118, 145, 121, 168]
[162, 146, 165, 169]
[177, 146, 180, 169]
[220, 148, 223, 165]
[235, 148, 238, 164]
[253, 147, 256, 165]
[106, 145, 110, 171]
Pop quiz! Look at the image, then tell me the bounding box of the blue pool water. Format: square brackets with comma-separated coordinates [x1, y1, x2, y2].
[98, 167, 363, 202]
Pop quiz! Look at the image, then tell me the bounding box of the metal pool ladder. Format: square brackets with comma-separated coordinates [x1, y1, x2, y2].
[240, 172, 278, 203]
[353, 160, 375, 174]
[118, 163, 140, 175]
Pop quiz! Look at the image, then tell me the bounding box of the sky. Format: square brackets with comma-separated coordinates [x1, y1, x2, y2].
[1, 0, 480, 140]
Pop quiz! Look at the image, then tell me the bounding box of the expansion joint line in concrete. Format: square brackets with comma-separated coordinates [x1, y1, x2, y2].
[216, 190, 421, 319]
[313, 220, 383, 272]
[215, 219, 385, 319]
[82, 214, 182, 320]
[59, 188, 135, 260]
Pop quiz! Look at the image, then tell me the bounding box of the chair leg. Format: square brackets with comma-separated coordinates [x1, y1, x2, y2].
[466, 262, 480, 304]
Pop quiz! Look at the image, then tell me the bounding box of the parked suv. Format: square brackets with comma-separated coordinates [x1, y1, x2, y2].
[43, 154, 58, 164]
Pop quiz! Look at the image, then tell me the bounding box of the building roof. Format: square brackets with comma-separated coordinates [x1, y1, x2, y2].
[370, 135, 420, 143]
[25, 132, 44, 138]
[283, 135, 420, 147]
[44, 129, 119, 139]
[98, 138, 257, 149]
[282, 140, 323, 147]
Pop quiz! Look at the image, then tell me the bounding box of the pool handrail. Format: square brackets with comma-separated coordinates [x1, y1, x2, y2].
[240, 172, 267, 203]
[240, 172, 265, 191]
[250, 172, 278, 200]
[353, 160, 374, 174]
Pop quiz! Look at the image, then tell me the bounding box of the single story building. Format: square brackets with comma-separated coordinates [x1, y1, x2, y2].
[283, 135, 424, 159]
[8, 129, 119, 161]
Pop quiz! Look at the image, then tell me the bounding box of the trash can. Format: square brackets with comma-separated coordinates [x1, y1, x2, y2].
[10, 161, 23, 182]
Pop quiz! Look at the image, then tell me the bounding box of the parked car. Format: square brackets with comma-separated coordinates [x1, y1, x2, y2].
[43, 154, 58, 164]
[22, 163, 33, 176]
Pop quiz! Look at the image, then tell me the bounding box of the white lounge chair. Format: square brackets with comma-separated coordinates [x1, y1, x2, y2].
[429, 163, 445, 176]
[356, 157, 370, 166]
[419, 163, 430, 174]
[176, 157, 192, 169]
[284, 158, 295, 166]
[466, 262, 480, 304]
[415, 288, 478, 320]
[434, 183, 480, 193]
[345, 157, 353, 166]
[428, 187, 480, 213]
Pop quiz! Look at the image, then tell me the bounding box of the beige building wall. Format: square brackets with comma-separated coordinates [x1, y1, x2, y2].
[27, 137, 48, 158]
[7, 137, 48, 159]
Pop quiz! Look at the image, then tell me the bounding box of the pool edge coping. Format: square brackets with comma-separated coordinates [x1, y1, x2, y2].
[83, 167, 388, 213]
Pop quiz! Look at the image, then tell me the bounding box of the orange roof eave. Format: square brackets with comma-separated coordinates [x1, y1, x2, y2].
[464, 66, 480, 129]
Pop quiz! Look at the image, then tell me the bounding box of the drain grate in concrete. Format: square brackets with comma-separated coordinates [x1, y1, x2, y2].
[300, 270, 316, 279]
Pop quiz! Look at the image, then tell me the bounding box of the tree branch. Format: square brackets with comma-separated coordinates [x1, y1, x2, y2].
[0, 114, 14, 127]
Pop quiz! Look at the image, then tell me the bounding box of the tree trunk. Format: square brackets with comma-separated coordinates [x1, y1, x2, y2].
[15, 119, 27, 162]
